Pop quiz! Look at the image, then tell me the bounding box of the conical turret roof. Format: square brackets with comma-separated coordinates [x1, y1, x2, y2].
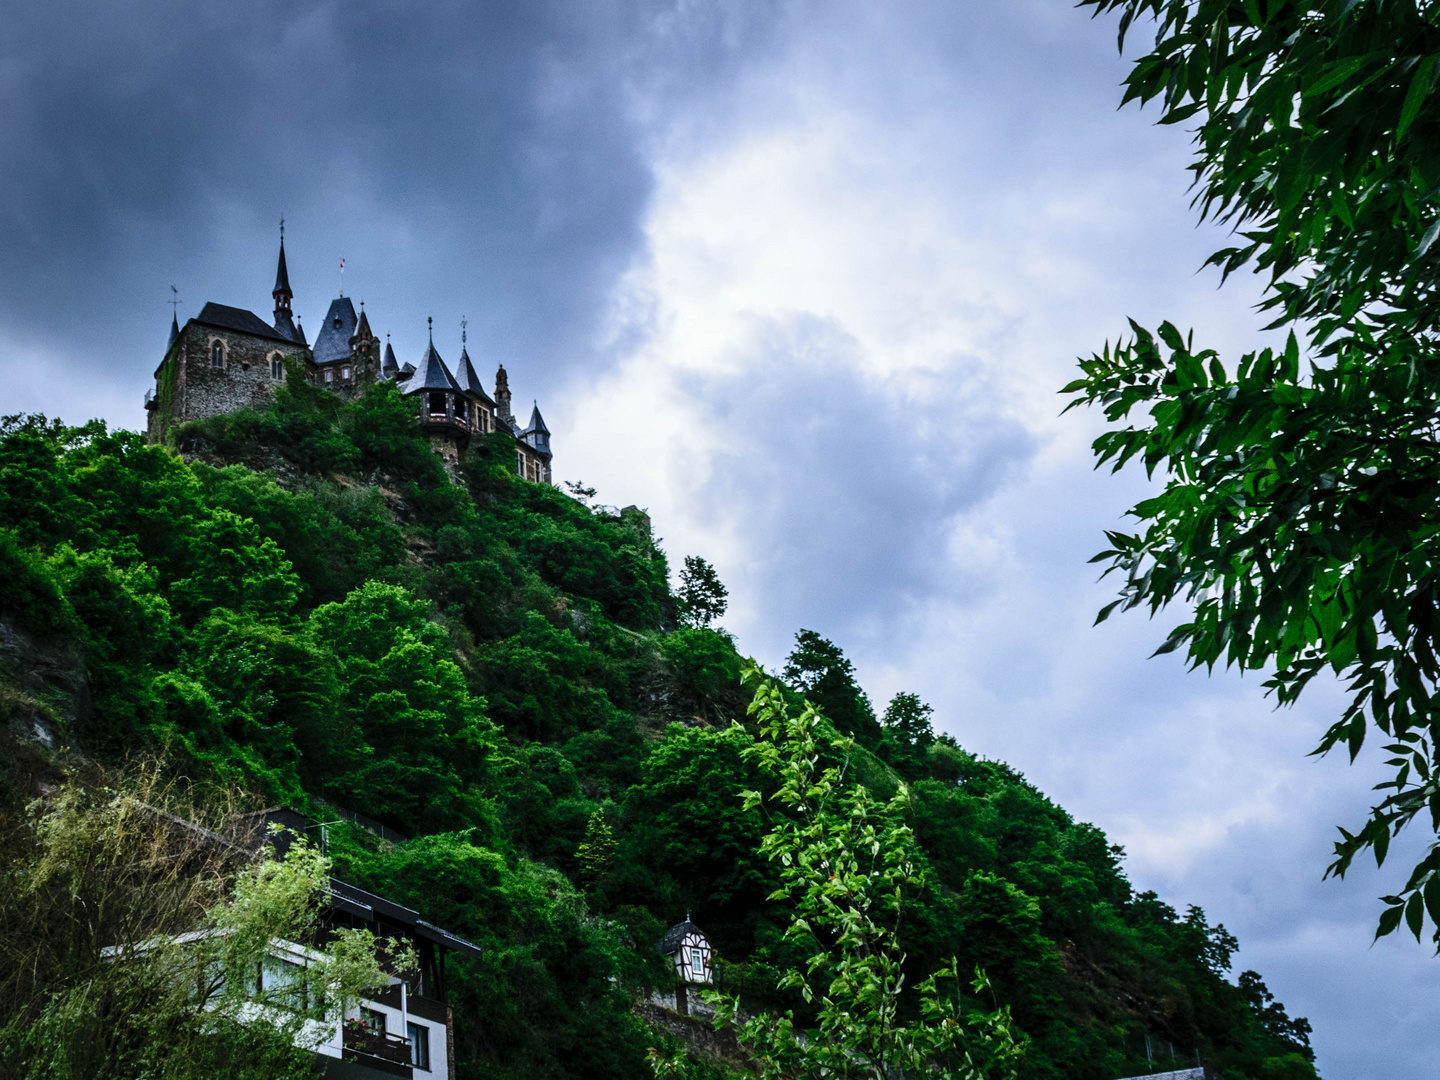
[454, 346, 496, 405]
[402, 339, 463, 394]
[167, 312, 179, 350]
[273, 238, 292, 298]
[524, 403, 550, 436]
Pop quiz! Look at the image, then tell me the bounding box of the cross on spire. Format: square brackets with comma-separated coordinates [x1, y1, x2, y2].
[168, 285, 180, 316]
[279, 215, 285, 240]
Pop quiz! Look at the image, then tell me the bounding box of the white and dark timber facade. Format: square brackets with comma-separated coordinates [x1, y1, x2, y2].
[146, 236, 553, 481]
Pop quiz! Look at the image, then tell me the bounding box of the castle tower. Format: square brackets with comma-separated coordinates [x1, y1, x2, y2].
[452, 326, 497, 434]
[349, 302, 380, 389]
[401, 320, 470, 464]
[272, 232, 300, 343]
[382, 334, 399, 379]
[495, 364, 513, 428]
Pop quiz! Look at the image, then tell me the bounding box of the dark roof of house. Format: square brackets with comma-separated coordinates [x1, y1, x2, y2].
[167, 314, 179, 350]
[242, 806, 483, 961]
[195, 302, 300, 345]
[453, 347, 496, 406]
[383, 341, 399, 372]
[524, 404, 550, 436]
[355, 307, 373, 341]
[329, 879, 484, 960]
[658, 920, 705, 954]
[313, 297, 358, 364]
[402, 341, 462, 394]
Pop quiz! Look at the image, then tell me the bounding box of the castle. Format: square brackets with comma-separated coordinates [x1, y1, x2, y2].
[145, 234, 553, 482]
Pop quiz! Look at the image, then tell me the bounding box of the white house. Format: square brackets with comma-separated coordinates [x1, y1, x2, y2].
[655, 918, 715, 1017]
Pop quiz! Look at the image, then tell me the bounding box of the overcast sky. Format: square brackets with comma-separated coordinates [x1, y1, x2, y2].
[2, 1, 1433, 1075]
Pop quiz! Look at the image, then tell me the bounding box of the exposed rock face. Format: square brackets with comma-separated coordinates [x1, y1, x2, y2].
[636, 1003, 752, 1070]
[0, 614, 88, 752]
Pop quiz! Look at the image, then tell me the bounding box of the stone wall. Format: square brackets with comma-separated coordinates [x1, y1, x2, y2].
[173, 323, 293, 424]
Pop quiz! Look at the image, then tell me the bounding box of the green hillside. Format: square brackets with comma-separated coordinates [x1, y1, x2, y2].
[0, 384, 1318, 1080]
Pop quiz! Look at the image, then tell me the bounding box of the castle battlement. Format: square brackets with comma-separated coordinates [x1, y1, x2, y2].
[146, 235, 552, 483]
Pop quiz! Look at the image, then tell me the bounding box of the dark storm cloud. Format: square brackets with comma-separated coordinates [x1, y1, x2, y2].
[682, 313, 1036, 656]
[0, 0, 793, 422]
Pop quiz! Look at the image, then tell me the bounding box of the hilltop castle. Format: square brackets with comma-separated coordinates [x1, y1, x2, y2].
[145, 235, 553, 482]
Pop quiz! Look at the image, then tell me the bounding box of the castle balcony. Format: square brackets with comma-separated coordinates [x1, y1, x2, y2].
[419, 391, 472, 442]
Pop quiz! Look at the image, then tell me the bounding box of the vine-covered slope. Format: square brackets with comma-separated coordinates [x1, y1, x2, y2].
[0, 384, 1318, 1080]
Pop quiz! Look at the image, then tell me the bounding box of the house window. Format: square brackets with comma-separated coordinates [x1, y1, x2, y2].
[516, 451, 524, 475]
[324, 368, 334, 383]
[458, 399, 468, 423]
[407, 1022, 430, 1070]
[270, 355, 283, 380]
[360, 1007, 386, 1035]
[429, 392, 447, 418]
[341, 366, 351, 380]
[211, 340, 224, 370]
[689, 946, 705, 977]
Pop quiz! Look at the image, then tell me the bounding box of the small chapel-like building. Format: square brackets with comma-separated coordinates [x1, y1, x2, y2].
[146, 233, 553, 481]
[656, 918, 715, 1017]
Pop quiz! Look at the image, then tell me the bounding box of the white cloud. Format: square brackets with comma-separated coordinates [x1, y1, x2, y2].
[559, 4, 1437, 1077]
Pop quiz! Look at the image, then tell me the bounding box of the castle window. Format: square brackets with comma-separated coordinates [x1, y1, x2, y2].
[324, 368, 333, 383]
[270, 355, 283, 380]
[341, 366, 351, 380]
[211, 340, 224, 370]
[429, 392, 447, 418]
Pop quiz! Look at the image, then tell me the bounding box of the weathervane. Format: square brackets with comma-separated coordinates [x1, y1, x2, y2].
[461, 316, 467, 346]
[279, 216, 285, 241]
[168, 285, 180, 317]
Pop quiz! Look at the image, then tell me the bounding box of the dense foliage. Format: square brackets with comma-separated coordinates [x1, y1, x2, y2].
[0, 386, 1316, 1079]
[1070, 0, 1440, 943]
[0, 769, 398, 1080]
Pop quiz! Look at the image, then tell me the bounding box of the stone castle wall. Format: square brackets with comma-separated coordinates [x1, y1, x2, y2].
[173, 323, 295, 423]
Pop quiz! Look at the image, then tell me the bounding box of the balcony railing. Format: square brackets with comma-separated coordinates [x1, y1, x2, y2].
[343, 1018, 411, 1064]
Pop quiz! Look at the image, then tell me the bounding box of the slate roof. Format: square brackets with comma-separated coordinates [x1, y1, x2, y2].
[383, 340, 399, 374]
[167, 314, 179, 350]
[402, 341, 462, 394]
[273, 238, 292, 297]
[312, 297, 358, 364]
[525, 403, 550, 436]
[453, 347, 496, 406]
[195, 302, 299, 345]
[355, 306, 373, 341]
[658, 920, 705, 954]
[273, 310, 301, 343]
[329, 879, 484, 960]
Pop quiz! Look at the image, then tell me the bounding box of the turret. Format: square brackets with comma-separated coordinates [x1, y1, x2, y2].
[522, 402, 551, 457]
[495, 365, 513, 428]
[272, 229, 300, 343]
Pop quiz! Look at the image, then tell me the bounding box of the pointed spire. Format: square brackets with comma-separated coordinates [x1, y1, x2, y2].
[354, 301, 373, 342]
[273, 226, 292, 312]
[272, 222, 300, 342]
[494, 364, 513, 426]
[167, 311, 179, 350]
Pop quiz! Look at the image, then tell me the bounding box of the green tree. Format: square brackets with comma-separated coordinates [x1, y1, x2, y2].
[677, 556, 728, 628]
[0, 771, 403, 1080]
[577, 809, 618, 888]
[1070, 0, 1440, 941]
[653, 670, 1026, 1080]
[783, 629, 882, 748]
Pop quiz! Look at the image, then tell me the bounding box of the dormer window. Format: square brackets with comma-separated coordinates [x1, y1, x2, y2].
[211, 341, 224, 370]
